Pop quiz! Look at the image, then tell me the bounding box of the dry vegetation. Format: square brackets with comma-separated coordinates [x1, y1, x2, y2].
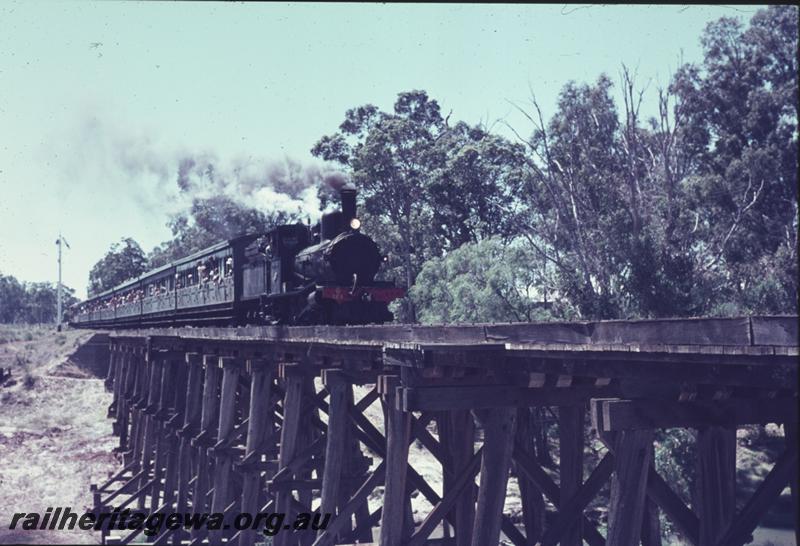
[0, 325, 118, 545]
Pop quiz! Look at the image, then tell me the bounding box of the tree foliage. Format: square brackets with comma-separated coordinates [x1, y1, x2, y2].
[309, 6, 797, 322]
[312, 91, 528, 320]
[0, 273, 78, 324]
[670, 5, 798, 315]
[148, 196, 295, 268]
[87, 238, 148, 296]
[88, 171, 301, 293]
[505, 5, 798, 319]
[410, 238, 569, 324]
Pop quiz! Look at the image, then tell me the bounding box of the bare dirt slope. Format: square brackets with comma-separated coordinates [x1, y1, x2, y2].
[0, 326, 118, 545]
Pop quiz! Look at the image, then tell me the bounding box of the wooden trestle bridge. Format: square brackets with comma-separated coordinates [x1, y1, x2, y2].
[90, 316, 799, 546]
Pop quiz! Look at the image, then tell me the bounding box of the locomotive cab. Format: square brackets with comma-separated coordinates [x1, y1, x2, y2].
[242, 224, 310, 298]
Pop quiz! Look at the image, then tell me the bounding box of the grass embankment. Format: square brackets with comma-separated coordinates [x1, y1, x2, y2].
[0, 325, 118, 545]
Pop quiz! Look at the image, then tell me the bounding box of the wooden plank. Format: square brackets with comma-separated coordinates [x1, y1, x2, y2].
[238, 364, 274, 546]
[249, 317, 758, 347]
[173, 437, 193, 545]
[355, 387, 380, 413]
[107, 346, 119, 395]
[115, 352, 133, 449]
[275, 373, 305, 546]
[94, 462, 138, 494]
[318, 371, 349, 540]
[505, 352, 796, 389]
[590, 317, 752, 346]
[511, 443, 606, 546]
[412, 344, 507, 370]
[606, 429, 654, 546]
[407, 448, 483, 546]
[396, 366, 521, 389]
[559, 405, 584, 546]
[786, 422, 799, 546]
[170, 353, 190, 424]
[243, 365, 274, 456]
[379, 377, 411, 546]
[697, 427, 736, 546]
[189, 448, 212, 542]
[139, 358, 162, 509]
[121, 315, 797, 349]
[336, 399, 447, 540]
[515, 408, 546, 545]
[271, 437, 327, 483]
[384, 345, 506, 370]
[150, 356, 175, 511]
[189, 355, 221, 542]
[715, 440, 798, 546]
[198, 355, 221, 434]
[209, 359, 241, 540]
[267, 323, 486, 345]
[646, 467, 700, 546]
[312, 462, 386, 546]
[471, 408, 516, 546]
[484, 322, 592, 344]
[505, 348, 797, 366]
[348, 507, 382, 544]
[593, 411, 699, 546]
[400, 385, 617, 411]
[750, 316, 799, 346]
[343, 383, 374, 545]
[539, 452, 614, 546]
[447, 410, 476, 546]
[267, 478, 329, 491]
[175, 353, 203, 543]
[297, 342, 383, 364]
[160, 434, 180, 510]
[641, 496, 662, 546]
[356, 403, 519, 546]
[600, 398, 798, 430]
[99, 470, 146, 506]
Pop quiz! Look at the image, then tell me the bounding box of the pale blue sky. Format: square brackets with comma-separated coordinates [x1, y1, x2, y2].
[0, 2, 760, 299]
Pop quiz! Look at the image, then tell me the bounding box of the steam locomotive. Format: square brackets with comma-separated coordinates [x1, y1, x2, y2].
[69, 185, 404, 328]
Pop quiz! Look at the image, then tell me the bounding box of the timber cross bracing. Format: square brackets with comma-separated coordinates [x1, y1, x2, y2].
[90, 316, 799, 546]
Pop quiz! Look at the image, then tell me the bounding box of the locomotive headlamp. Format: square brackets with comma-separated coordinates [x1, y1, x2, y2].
[349, 218, 361, 230]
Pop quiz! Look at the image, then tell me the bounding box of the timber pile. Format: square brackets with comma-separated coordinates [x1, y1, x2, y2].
[91, 316, 798, 546]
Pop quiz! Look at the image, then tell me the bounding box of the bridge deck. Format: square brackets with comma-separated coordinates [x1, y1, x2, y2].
[90, 315, 797, 546]
[121, 314, 798, 348]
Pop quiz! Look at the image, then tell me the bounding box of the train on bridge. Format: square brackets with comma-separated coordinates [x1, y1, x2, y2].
[69, 185, 404, 328]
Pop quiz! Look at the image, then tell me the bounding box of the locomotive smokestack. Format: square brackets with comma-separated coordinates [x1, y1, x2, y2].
[340, 184, 357, 225]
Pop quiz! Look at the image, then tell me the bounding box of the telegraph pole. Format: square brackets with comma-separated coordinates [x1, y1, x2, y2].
[56, 233, 70, 331]
[57, 233, 63, 330]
